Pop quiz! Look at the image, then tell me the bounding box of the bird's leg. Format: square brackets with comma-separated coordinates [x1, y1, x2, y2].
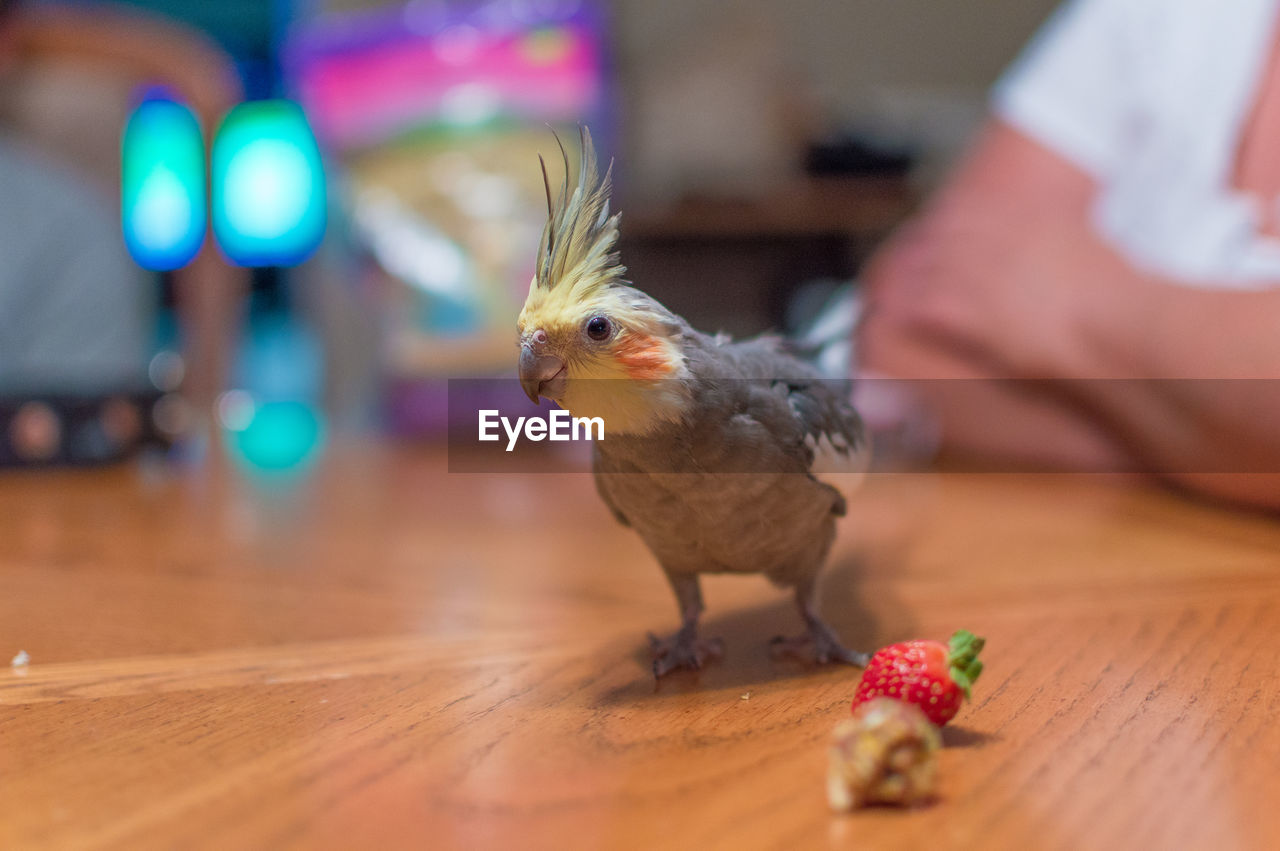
[648, 572, 724, 677]
[771, 578, 870, 667]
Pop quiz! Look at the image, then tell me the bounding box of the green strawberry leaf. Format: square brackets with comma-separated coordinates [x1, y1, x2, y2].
[948, 629, 986, 700]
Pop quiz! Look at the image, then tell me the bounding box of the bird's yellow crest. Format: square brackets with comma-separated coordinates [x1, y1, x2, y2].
[519, 126, 625, 330]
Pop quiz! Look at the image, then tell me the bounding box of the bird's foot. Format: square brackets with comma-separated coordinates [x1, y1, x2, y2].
[770, 627, 869, 667]
[648, 631, 725, 677]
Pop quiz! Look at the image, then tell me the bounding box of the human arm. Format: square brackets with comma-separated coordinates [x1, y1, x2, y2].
[861, 119, 1280, 508]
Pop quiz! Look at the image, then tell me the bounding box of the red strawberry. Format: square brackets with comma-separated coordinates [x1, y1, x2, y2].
[851, 630, 985, 726]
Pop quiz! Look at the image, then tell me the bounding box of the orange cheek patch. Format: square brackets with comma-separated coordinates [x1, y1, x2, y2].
[614, 334, 677, 380]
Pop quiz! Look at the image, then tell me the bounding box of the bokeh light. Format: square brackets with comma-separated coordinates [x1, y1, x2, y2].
[520, 26, 574, 64]
[121, 92, 207, 271]
[223, 399, 325, 473]
[212, 100, 327, 267]
[9, 402, 61, 462]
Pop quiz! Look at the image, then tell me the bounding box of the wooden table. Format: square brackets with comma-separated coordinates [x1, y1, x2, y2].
[2, 446, 1279, 849]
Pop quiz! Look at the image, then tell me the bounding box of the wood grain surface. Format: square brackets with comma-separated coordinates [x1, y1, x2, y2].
[1, 445, 1278, 850]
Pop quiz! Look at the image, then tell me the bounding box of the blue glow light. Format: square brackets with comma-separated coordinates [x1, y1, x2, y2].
[212, 100, 326, 267]
[121, 94, 206, 271]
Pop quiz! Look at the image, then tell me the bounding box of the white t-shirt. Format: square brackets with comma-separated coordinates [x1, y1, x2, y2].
[993, 0, 1280, 289]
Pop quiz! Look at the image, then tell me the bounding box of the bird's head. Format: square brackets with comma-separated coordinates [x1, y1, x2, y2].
[517, 128, 690, 435]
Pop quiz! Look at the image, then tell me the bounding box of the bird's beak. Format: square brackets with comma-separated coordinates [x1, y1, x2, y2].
[519, 346, 567, 405]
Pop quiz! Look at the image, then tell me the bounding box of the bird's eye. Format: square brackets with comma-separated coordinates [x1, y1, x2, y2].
[585, 315, 612, 341]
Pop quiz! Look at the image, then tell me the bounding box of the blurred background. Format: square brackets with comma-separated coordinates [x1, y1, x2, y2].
[0, 0, 1060, 474]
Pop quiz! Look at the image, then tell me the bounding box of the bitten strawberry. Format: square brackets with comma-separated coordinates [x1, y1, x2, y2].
[851, 630, 985, 726]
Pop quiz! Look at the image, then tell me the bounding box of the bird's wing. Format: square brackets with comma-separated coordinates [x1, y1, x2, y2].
[690, 333, 869, 484]
[716, 332, 865, 465]
[780, 375, 868, 478]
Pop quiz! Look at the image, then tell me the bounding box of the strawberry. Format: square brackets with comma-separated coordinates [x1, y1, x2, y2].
[851, 630, 985, 726]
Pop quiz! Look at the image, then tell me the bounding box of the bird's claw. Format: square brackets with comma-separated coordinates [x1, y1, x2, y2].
[770, 632, 869, 667]
[648, 631, 724, 677]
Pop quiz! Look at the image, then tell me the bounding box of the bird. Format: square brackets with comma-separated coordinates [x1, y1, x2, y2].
[517, 127, 870, 677]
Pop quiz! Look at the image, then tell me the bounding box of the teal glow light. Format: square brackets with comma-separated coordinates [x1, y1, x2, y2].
[121, 93, 206, 270]
[212, 100, 326, 267]
[226, 400, 325, 473]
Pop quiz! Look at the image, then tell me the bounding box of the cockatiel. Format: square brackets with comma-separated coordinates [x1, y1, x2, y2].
[518, 128, 869, 677]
